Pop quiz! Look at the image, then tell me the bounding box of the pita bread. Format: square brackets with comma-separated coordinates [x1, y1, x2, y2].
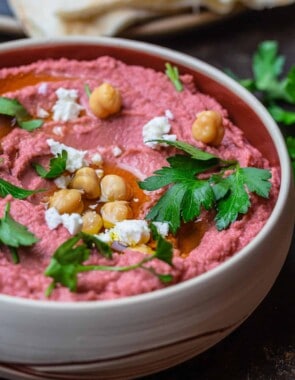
[8, 0, 157, 37]
[8, 0, 295, 38]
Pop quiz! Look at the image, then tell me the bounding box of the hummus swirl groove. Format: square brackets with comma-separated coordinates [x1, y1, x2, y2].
[0, 56, 280, 301]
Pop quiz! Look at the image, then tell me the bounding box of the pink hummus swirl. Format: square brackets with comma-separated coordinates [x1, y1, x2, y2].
[0, 56, 280, 301]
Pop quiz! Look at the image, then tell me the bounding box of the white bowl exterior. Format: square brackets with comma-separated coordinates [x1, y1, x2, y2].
[0, 38, 293, 376]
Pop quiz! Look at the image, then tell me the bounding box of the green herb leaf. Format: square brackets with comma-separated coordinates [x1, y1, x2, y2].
[45, 230, 174, 296]
[286, 136, 295, 176]
[140, 140, 272, 233]
[80, 232, 113, 259]
[165, 63, 183, 92]
[0, 177, 43, 199]
[44, 235, 89, 294]
[0, 97, 29, 119]
[0, 202, 38, 263]
[0, 96, 43, 131]
[268, 103, 295, 125]
[225, 40, 295, 172]
[155, 139, 218, 161]
[153, 233, 173, 266]
[212, 166, 272, 230]
[18, 119, 44, 131]
[253, 41, 285, 93]
[33, 150, 68, 179]
[84, 83, 91, 98]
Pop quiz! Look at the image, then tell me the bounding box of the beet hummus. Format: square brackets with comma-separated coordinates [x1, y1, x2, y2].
[0, 56, 280, 301]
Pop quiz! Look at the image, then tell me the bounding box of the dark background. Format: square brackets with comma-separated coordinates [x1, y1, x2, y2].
[0, 1, 295, 379]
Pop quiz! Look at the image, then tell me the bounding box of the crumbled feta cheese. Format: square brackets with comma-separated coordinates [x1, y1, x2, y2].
[38, 83, 48, 95]
[152, 221, 170, 238]
[112, 146, 122, 157]
[45, 207, 62, 230]
[36, 107, 49, 118]
[52, 126, 63, 136]
[52, 87, 84, 122]
[61, 213, 83, 235]
[111, 220, 150, 246]
[142, 116, 177, 149]
[45, 207, 82, 235]
[54, 175, 71, 189]
[47, 138, 87, 173]
[165, 109, 174, 120]
[91, 153, 103, 165]
[96, 231, 112, 244]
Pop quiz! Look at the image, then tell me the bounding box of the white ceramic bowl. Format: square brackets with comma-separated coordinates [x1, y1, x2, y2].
[0, 37, 294, 380]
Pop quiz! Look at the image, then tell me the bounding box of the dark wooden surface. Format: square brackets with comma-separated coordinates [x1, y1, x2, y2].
[0, 1, 295, 379]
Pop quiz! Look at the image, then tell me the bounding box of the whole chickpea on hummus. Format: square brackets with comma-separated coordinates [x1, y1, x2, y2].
[0, 56, 279, 301]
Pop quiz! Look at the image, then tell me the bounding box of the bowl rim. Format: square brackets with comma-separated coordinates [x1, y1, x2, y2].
[0, 36, 293, 309]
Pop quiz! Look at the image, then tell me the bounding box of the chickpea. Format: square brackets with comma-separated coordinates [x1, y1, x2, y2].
[100, 174, 133, 202]
[89, 83, 122, 119]
[82, 211, 103, 234]
[101, 201, 133, 228]
[49, 189, 84, 214]
[192, 110, 225, 146]
[70, 167, 101, 199]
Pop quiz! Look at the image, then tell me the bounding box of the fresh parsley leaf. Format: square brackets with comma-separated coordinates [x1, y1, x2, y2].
[212, 166, 272, 230]
[140, 140, 272, 233]
[253, 41, 285, 95]
[284, 66, 295, 103]
[213, 171, 251, 230]
[44, 235, 89, 294]
[165, 63, 183, 92]
[146, 183, 187, 234]
[0, 177, 43, 199]
[225, 40, 295, 172]
[45, 231, 173, 296]
[84, 83, 91, 98]
[268, 103, 295, 125]
[80, 232, 113, 259]
[155, 139, 218, 161]
[0, 202, 38, 263]
[0, 97, 29, 119]
[140, 155, 216, 191]
[0, 96, 43, 131]
[286, 136, 295, 176]
[33, 150, 68, 179]
[18, 119, 44, 131]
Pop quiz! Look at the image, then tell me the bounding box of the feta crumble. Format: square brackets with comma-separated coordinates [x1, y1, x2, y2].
[112, 146, 122, 157]
[91, 153, 103, 166]
[52, 87, 84, 122]
[152, 221, 169, 238]
[54, 175, 71, 189]
[47, 138, 87, 173]
[142, 116, 177, 149]
[96, 220, 151, 247]
[165, 109, 174, 120]
[36, 107, 49, 118]
[52, 126, 63, 136]
[38, 83, 48, 95]
[110, 220, 150, 246]
[45, 207, 83, 235]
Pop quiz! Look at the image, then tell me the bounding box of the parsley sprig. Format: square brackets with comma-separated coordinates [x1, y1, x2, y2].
[0, 96, 43, 131]
[139, 140, 272, 233]
[226, 40, 295, 175]
[33, 150, 68, 179]
[0, 177, 44, 199]
[165, 63, 183, 92]
[45, 230, 173, 297]
[0, 202, 38, 263]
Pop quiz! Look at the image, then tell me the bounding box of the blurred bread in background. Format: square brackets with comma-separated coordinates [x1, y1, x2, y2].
[8, 0, 295, 37]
